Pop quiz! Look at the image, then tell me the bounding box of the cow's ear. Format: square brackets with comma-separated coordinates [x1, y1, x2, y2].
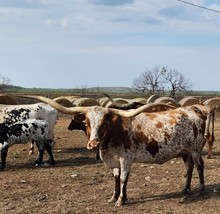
[74, 113, 85, 122]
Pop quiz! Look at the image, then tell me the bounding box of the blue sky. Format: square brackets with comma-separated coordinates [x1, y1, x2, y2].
[0, 0, 220, 90]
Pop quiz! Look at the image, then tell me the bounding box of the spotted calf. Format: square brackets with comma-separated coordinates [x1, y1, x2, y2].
[0, 119, 55, 170]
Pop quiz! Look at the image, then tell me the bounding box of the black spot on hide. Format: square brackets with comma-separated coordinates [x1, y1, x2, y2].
[5, 108, 31, 122]
[145, 139, 159, 157]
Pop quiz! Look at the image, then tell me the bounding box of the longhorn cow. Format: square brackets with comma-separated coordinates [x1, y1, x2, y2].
[10, 95, 212, 207]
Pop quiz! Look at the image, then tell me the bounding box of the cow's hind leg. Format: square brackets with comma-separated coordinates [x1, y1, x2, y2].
[1, 146, 8, 171]
[182, 153, 194, 193]
[194, 155, 205, 191]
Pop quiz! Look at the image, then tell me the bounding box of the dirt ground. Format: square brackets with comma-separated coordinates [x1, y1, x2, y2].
[1, 115, 220, 214]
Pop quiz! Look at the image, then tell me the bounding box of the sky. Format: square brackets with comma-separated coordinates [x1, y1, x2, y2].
[0, 0, 220, 91]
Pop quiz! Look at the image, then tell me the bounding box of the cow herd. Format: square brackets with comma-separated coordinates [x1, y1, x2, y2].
[1, 94, 220, 206]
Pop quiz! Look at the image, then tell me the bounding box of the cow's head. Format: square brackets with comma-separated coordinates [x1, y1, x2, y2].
[67, 107, 119, 151]
[85, 107, 120, 151]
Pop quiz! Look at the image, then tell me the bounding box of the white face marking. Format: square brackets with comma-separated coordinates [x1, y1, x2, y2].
[87, 106, 108, 142]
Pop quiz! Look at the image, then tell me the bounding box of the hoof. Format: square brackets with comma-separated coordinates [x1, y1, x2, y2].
[182, 188, 191, 194]
[108, 197, 117, 204]
[46, 160, 55, 166]
[42, 162, 52, 167]
[115, 200, 124, 207]
[199, 185, 205, 192]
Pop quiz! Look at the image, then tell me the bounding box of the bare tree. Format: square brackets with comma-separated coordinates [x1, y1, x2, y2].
[132, 66, 192, 95]
[132, 66, 166, 94]
[0, 74, 11, 93]
[163, 68, 193, 96]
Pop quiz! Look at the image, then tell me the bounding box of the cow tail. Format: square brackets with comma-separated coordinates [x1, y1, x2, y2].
[211, 108, 215, 140]
[207, 108, 215, 158]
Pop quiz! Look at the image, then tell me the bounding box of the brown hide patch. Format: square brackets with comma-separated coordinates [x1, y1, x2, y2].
[135, 131, 159, 157]
[146, 138, 160, 157]
[164, 132, 171, 144]
[117, 118, 131, 150]
[193, 122, 198, 138]
[156, 121, 163, 129]
[147, 113, 158, 120]
[101, 116, 132, 150]
[168, 112, 178, 125]
[169, 117, 177, 126]
[168, 110, 189, 125]
[136, 124, 142, 131]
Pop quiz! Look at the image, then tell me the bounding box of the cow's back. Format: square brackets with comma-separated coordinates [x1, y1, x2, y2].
[107, 108, 207, 164]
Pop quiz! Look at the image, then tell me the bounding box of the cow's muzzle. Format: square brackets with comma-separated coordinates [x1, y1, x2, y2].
[87, 139, 100, 150]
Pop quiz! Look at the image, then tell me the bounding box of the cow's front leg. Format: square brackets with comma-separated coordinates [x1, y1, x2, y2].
[115, 158, 131, 206]
[108, 168, 120, 203]
[1, 146, 8, 171]
[35, 142, 44, 166]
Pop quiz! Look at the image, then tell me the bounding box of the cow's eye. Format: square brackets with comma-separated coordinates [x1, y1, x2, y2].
[101, 123, 107, 128]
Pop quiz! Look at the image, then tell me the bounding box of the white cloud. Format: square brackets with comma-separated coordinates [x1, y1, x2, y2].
[45, 19, 56, 26]
[44, 18, 69, 28]
[59, 18, 68, 28]
[0, 0, 47, 9]
[86, 0, 134, 6]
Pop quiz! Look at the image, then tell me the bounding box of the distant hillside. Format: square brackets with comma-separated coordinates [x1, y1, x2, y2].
[4, 85, 220, 98]
[5, 86, 135, 94]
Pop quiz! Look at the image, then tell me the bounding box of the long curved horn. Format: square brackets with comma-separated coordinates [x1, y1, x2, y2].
[9, 94, 175, 118]
[203, 98, 220, 109]
[108, 103, 175, 118]
[102, 93, 114, 102]
[103, 93, 131, 109]
[146, 94, 159, 103]
[9, 94, 86, 114]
